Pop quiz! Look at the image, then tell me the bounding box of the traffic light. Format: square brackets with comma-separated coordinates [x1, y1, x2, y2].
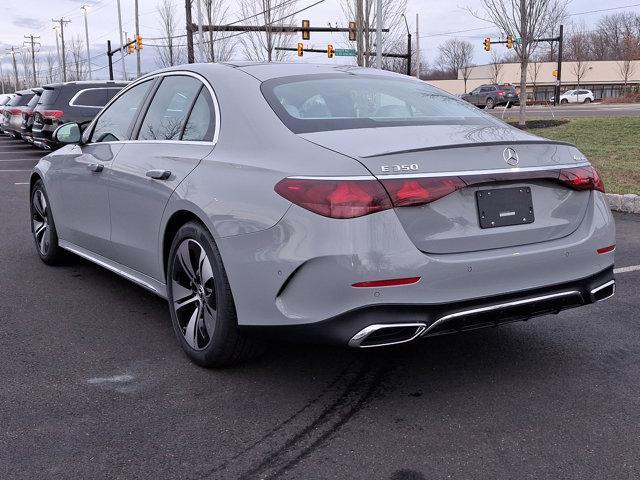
[484, 37, 491, 52]
[297, 42, 304, 57]
[127, 38, 134, 54]
[348, 21, 357, 41]
[136, 34, 143, 50]
[327, 44, 334, 58]
[302, 19, 310, 40]
[506, 35, 513, 49]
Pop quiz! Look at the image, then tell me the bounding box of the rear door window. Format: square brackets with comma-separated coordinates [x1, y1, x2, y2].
[71, 88, 109, 107]
[137, 75, 201, 141]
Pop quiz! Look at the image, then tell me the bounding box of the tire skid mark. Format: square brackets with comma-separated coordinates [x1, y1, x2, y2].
[236, 364, 385, 480]
[198, 361, 358, 479]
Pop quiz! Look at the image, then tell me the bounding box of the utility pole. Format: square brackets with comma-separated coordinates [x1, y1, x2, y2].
[23, 35, 40, 86]
[356, 0, 364, 67]
[185, 0, 195, 63]
[6, 47, 20, 91]
[116, 0, 127, 80]
[195, 0, 205, 62]
[53, 25, 61, 81]
[415, 14, 420, 79]
[134, 0, 141, 77]
[0, 62, 5, 94]
[375, 0, 382, 68]
[52, 18, 70, 82]
[554, 24, 564, 107]
[81, 5, 92, 79]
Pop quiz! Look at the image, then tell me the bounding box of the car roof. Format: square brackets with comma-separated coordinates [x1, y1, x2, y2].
[42, 80, 130, 89]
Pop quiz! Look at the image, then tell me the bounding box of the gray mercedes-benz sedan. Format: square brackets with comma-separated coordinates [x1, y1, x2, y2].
[29, 62, 616, 367]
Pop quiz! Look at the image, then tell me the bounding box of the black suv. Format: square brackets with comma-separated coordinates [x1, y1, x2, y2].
[460, 84, 520, 109]
[32, 81, 128, 150]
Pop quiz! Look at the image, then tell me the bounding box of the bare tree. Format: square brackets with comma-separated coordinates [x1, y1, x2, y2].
[238, 0, 297, 62]
[19, 50, 33, 88]
[436, 39, 475, 91]
[45, 52, 56, 84]
[566, 23, 590, 87]
[468, 0, 568, 126]
[339, 0, 408, 69]
[202, 0, 236, 62]
[69, 36, 87, 81]
[527, 54, 543, 101]
[618, 32, 640, 91]
[156, 0, 186, 67]
[489, 50, 504, 84]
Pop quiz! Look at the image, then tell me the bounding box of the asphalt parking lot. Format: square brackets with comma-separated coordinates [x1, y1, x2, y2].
[1, 134, 639, 480]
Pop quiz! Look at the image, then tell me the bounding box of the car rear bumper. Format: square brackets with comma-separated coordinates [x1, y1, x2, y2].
[240, 266, 615, 346]
[219, 190, 615, 334]
[32, 127, 56, 150]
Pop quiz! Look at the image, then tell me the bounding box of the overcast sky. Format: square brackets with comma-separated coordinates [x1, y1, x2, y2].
[1, 0, 639, 81]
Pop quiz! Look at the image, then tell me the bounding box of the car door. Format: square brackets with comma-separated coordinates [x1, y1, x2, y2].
[51, 80, 154, 256]
[106, 73, 217, 281]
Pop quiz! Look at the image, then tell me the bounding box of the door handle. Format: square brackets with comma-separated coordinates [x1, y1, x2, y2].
[87, 163, 104, 173]
[146, 169, 171, 180]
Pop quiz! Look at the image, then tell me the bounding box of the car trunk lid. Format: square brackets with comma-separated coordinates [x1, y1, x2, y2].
[300, 124, 593, 254]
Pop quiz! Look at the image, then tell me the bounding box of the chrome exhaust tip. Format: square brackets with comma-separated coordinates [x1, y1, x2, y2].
[590, 280, 615, 303]
[348, 323, 427, 348]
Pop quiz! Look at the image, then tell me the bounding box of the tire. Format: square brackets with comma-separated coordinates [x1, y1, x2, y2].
[30, 179, 65, 265]
[561, 99, 568, 105]
[166, 221, 263, 367]
[584, 97, 591, 104]
[486, 98, 495, 109]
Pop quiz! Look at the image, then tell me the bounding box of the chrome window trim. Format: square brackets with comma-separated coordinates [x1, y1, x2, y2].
[289, 163, 592, 181]
[84, 70, 221, 145]
[422, 290, 583, 336]
[68, 87, 124, 108]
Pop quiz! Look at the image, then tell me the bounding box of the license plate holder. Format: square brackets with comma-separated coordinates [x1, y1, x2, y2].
[476, 187, 534, 229]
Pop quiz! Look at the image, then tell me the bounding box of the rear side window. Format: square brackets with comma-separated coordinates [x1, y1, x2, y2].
[182, 89, 215, 141]
[91, 80, 152, 142]
[38, 88, 60, 106]
[262, 74, 490, 134]
[71, 88, 109, 107]
[137, 76, 201, 141]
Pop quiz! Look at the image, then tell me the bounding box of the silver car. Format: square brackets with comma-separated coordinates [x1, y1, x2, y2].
[30, 63, 616, 367]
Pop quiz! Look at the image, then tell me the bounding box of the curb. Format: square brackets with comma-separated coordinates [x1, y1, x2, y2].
[606, 193, 640, 214]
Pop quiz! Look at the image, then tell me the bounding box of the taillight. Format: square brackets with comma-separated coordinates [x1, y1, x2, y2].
[274, 178, 392, 219]
[8, 107, 22, 115]
[275, 176, 466, 219]
[496, 90, 505, 94]
[380, 177, 466, 207]
[39, 110, 64, 119]
[558, 166, 605, 193]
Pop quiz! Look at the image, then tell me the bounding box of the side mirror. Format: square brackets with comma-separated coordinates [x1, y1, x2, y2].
[53, 122, 82, 145]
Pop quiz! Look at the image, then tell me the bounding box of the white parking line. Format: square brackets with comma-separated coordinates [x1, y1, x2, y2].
[14, 182, 29, 185]
[0, 169, 31, 172]
[0, 151, 42, 155]
[0, 159, 40, 162]
[614, 265, 640, 274]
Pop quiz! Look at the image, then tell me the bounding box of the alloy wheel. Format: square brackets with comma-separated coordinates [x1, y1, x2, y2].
[31, 189, 51, 256]
[171, 239, 217, 351]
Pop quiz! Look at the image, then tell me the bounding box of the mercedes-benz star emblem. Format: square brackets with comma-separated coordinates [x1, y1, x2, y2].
[503, 147, 519, 166]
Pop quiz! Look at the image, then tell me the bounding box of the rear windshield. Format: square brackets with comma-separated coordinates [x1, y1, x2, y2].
[9, 94, 34, 106]
[38, 87, 60, 106]
[261, 74, 491, 134]
[27, 94, 41, 108]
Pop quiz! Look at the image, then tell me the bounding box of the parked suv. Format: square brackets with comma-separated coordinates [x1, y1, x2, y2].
[20, 88, 43, 144]
[0, 94, 16, 133]
[551, 89, 594, 104]
[32, 81, 128, 150]
[2, 89, 35, 138]
[461, 84, 520, 109]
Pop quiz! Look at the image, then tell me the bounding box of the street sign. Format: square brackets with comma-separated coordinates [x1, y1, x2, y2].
[335, 48, 357, 56]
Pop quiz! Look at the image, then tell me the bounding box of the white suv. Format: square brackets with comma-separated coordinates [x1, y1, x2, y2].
[556, 89, 595, 104]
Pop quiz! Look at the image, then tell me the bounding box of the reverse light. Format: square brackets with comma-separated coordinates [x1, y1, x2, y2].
[381, 177, 466, 208]
[558, 166, 605, 193]
[352, 277, 421, 288]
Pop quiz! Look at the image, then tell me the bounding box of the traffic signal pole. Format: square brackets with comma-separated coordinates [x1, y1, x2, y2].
[107, 38, 138, 81]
